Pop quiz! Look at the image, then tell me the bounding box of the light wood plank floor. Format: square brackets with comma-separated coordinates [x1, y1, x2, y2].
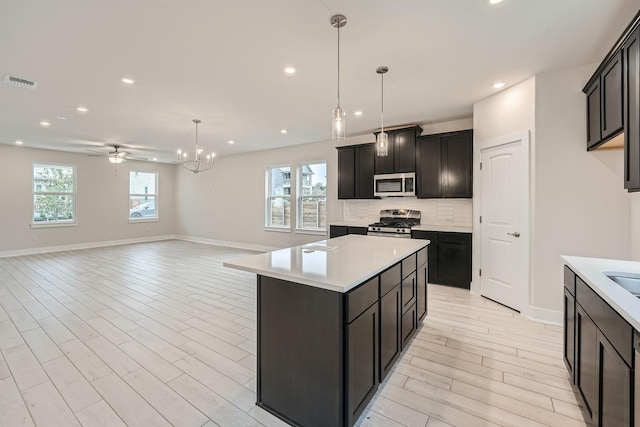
[0, 240, 585, 427]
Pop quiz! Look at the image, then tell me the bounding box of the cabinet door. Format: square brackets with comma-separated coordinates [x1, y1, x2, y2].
[347, 226, 368, 236]
[598, 331, 632, 427]
[586, 80, 602, 149]
[437, 233, 471, 288]
[416, 261, 428, 321]
[401, 272, 416, 312]
[576, 304, 598, 425]
[355, 144, 375, 198]
[338, 147, 355, 199]
[624, 27, 640, 190]
[416, 136, 442, 198]
[401, 304, 417, 349]
[563, 287, 575, 382]
[393, 128, 417, 173]
[379, 285, 401, 381]
[442, 131, 472, 198]
[346, 303, 379, 427]
[601, 51, 624, 140]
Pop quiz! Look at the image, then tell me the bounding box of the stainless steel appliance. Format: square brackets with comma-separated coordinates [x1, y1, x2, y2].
[367, 209, 420, 238]
[374, 173, 416, 197]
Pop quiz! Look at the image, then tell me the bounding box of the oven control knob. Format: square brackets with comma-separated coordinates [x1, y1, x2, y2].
[397, 228, 401, 233]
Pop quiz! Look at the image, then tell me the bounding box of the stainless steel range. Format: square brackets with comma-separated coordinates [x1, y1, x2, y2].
[367, 209, 421, 238]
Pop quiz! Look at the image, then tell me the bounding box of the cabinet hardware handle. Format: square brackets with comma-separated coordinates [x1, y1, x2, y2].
[507, 232, 521, 238]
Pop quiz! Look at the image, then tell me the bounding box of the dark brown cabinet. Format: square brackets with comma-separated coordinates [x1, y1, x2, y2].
[416, 130, 473, 198]
[330, 225, 368, 238]
[586, 80, 602, 148]
[337, 143, 375, 199]
[379, 284, 401, 381]
[374, 127, 421, 175]
[624, 26, 640, 191]
[346, 302, 379, 427]
[412, 230, 471, 289]
[563, 265, 634, 427]
[601, 52, 624, 140]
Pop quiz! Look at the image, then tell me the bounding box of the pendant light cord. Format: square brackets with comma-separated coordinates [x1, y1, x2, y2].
[337, 22, 341, 107]
[380, 72, 384, 134]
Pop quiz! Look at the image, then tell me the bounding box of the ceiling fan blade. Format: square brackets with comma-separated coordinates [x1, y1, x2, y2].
[86, 148, 106, 155]
[125, 155, 149, 161]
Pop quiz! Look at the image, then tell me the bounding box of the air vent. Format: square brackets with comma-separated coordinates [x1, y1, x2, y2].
[4, 74, 39, 90]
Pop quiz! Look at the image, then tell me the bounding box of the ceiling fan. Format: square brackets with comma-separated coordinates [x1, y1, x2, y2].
[86, 145, 148, 163]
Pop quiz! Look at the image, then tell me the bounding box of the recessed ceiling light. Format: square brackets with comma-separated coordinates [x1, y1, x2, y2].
[493, 81, 506, 89]
[121, 77, 135, 84]
[489, 0, 503, 4]
[281, 129, 288, 134]
[228, 140, 235, 145]
[284, 66, 296, 75]
[354, 110, 363, 116]
[153, 157, 157, 161]
[56, 116, 68, 120]
[15, 140, 23, 145]
[40, 120, 50, 127]
[76, 106, 88, 113]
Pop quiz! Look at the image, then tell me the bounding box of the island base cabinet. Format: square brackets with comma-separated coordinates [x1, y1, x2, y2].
[379, 285, 401, 382]
[347, 303, 379, 427]
[401, 305, 417, 349]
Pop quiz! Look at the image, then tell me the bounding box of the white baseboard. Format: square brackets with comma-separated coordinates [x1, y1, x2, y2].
[0, 235, 176, 258]
[174, 235, 276, 253]
[523, 305, 562, 326]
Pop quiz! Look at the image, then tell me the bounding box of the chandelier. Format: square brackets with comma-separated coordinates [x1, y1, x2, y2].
[177, 119, 215, 173]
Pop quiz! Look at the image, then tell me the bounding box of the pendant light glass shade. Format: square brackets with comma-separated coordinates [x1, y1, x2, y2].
[331, 15, 347, 141]
[332, 107, 345, 140]
[376, 66, 389, 157]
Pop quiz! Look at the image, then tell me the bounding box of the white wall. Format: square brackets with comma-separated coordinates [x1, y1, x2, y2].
[533, 64, 630, 312]
[0, 145, 177, 255]
[473, 66, 632, 320]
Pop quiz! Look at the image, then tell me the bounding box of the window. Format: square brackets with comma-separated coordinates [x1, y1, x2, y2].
[33, 164, 76, 223]
[266, 165, 291, 229]
[129, 171, 157, 220]
[297, 161, 327, 231]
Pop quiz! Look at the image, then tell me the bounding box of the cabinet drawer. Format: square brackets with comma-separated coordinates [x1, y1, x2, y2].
[402, 254, 417, 279]
[346, 276, 379, 323]
[576, 276, 633, 366]
[564, 265, 576, 296]
[380, 263, 401, 297]
[417, 247, 428, 267]
[401, 272, 416, 313]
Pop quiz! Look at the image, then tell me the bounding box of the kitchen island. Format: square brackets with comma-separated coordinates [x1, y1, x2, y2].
[224, 235, 429, 427]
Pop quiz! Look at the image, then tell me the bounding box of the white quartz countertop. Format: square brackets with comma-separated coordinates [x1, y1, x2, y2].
[562, 255, 640, 331]
[224, 235, 429, 293]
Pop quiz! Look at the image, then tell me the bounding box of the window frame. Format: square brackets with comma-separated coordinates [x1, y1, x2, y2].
[128, 171, 159, 223]
[295, 160, 327, 235]
[31, 162, 77, 228]
[265, 164, 292, 231]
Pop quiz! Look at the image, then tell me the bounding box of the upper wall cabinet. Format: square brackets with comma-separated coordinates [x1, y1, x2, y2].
[415, 130, 473, 198]
[374, 126, 422, 175]
[585, 11, 640, 191]
[337, 143, 376, 199]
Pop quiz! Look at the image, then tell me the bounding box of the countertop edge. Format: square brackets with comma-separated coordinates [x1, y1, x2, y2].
[562, 255, 640, 332]
[329, 222, 472, 233]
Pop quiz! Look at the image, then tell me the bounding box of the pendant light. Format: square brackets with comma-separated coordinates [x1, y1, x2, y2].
[330, 14, 347, 140]
[376, 66, 389, 157]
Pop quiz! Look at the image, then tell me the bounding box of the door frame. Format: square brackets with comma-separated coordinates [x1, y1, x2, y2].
[471, 131, 531, 315]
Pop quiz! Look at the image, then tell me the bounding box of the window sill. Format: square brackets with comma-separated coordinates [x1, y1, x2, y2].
[128, 218, 159, 224]
[295, 228, 327, 236]
[264, 226, 291, 233]
[30, 222, 78, 229]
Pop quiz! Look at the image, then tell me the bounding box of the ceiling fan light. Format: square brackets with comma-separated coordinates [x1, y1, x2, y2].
[109, 154, 124, 164]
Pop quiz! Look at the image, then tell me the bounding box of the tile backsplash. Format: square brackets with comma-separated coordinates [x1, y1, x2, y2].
[343, 198, 472, 227]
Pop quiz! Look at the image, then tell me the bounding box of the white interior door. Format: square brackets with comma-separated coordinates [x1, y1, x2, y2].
[480, 133, 529, 312]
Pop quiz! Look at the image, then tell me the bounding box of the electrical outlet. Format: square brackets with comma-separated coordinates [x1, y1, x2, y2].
[32, 235, 38, 241]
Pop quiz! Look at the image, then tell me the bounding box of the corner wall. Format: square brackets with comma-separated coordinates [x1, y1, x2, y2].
[0, 145, 177, 255]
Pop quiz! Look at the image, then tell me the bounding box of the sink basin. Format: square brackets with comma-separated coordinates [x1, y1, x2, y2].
[604, 271, 640, 296]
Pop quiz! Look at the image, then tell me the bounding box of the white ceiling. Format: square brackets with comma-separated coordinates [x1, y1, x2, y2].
[0, 0, 637, 163]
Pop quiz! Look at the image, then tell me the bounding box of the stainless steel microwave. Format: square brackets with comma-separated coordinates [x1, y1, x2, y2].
[374, 173, 415, 197]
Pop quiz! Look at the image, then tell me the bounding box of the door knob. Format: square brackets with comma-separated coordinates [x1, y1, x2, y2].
[507, 232, 521, 238]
